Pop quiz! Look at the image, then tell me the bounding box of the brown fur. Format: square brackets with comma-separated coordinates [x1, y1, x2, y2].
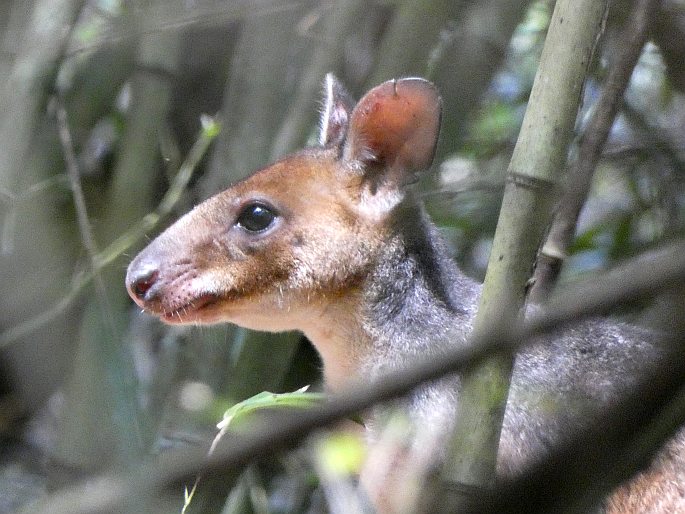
[606, 428, 685, 513]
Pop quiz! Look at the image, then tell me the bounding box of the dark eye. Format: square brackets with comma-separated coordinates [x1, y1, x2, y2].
[236, 202, 277, 233]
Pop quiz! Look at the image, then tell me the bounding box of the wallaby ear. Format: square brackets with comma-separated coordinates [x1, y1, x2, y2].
[319, 73, 354, 148]
[344, 78, 441, 187]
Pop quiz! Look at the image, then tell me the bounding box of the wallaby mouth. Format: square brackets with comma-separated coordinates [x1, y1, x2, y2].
[126, 256, 222, 324]
[159, 293, 221, 324]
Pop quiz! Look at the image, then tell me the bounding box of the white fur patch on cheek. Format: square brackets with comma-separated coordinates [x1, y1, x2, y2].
[190, 275, 223, 297]
[343, 145, 377, 167]
[287, 256, 313, 290]
[358, 187, 404, 220]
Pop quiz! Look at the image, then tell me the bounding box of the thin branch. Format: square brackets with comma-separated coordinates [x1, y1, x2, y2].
[0, 175, 69, 206]
[0, 118, 218, 349]
[54, 96, 115, 330]
[0, 175, 71, 254]
[530, 0, 662, 302]
[20, 239, 685, 514]
[55, 97, 101, 264]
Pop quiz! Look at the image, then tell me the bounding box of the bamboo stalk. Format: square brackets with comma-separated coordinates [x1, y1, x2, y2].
[441, 0, 610, 494]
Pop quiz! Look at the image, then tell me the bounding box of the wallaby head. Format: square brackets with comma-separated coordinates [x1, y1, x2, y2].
[126, 75, 442, 387]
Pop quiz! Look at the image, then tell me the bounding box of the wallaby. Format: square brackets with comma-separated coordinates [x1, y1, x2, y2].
[126, 75, 683, 512]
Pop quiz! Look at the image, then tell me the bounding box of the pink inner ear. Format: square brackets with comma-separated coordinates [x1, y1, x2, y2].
[320, 74, 354, 148]
[347, 78, 442, 174]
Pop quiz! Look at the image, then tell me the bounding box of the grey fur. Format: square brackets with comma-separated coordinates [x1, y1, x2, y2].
[355, 193, 661, 476]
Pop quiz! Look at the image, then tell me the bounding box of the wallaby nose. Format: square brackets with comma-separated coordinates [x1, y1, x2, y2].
[126, 262, 160, 303]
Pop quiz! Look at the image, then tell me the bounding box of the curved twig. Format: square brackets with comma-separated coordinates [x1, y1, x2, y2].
[0, 118, 218, 348]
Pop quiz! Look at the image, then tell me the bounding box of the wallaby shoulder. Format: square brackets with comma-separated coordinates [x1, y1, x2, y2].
[360, 200, 480, 370]
[358, 191, 663, 468]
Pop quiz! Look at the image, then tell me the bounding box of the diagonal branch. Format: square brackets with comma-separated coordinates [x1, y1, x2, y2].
[55, 98, 101, 267]
[20, 238, 685, 514]
[530, 0, 663, 302]
[55, 97, 115, 329]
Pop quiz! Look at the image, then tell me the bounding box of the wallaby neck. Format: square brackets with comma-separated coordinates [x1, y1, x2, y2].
[301, 200, 480, 390]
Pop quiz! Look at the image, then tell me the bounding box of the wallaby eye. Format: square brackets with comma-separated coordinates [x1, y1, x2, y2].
[236, 202, 277, 233]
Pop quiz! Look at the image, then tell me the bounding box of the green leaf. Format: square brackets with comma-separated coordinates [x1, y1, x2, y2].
[218, 386, 325, 431]
[183, 387, 325, 513]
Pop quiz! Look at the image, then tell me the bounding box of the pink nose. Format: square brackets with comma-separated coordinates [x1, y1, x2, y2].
[126, 261, 160, 304]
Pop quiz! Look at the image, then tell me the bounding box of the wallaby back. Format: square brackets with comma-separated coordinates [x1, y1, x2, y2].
[126, 75, 676, 512]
